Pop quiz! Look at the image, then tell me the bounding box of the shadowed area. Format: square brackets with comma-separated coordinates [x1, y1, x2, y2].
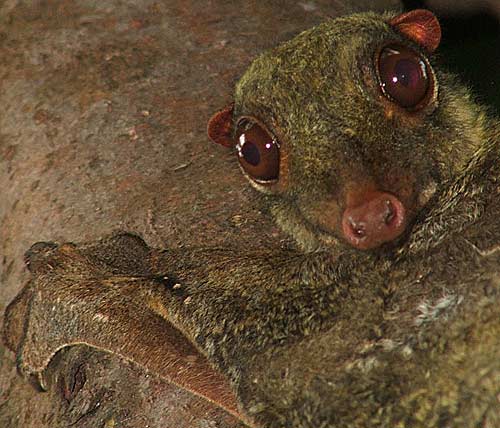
[0, 1, 402, 427]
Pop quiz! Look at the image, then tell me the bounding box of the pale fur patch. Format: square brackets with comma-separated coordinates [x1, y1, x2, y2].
[415, 293, 463, 327]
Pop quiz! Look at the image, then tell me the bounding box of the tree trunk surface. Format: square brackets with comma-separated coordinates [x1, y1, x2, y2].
[0, 1, 402, 427]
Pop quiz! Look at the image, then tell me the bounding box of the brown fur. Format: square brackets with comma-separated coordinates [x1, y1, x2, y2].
[4, 10, 500, 428]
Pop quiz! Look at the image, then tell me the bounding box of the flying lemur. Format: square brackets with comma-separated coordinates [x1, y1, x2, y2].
[4, 9, 500, 428]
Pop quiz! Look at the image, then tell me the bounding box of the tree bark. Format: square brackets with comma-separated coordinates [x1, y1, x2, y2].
[0, 1, 402, 427]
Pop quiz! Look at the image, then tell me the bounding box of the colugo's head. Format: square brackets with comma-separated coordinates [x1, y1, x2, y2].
[208, 10, 485, 252]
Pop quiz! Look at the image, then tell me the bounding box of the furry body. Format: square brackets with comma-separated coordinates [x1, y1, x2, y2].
[4, 10, 500, 428]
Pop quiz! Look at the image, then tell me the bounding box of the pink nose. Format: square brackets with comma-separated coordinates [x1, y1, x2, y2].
[342, 191, 406, 250]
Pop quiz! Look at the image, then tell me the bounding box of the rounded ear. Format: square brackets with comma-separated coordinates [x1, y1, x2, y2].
[207, 104, 234, 148]
[389, 9, 441, 53]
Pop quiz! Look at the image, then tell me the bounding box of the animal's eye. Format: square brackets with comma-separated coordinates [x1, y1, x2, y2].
[377, 44, 431, 109]
[235, 119, 279, 183]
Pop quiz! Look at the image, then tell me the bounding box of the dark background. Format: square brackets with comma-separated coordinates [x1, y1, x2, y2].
[0, 1, 497, 427]
[404, 0, 499, 112]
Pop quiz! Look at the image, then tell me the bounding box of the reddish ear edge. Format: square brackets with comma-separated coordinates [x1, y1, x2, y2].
[207, 104, 234, 148]
[389, 9, 441, 53]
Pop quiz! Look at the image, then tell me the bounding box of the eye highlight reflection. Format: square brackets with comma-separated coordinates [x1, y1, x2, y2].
[376, 44, 433, 110]
[235, 119, 280, 183]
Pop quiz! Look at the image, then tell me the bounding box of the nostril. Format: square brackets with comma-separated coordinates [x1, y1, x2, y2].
[342, 191, 407, 250]
[383, 199, 396, 225]
[348, 218, 366, 238]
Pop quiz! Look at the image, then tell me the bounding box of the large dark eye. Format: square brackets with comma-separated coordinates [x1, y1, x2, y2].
[235, 119, 279, 183]
[377, 44, 432, 109]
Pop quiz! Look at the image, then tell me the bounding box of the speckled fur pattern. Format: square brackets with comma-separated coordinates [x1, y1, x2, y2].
[4, 10, 500, 428]
[234, 12, 492, 254]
